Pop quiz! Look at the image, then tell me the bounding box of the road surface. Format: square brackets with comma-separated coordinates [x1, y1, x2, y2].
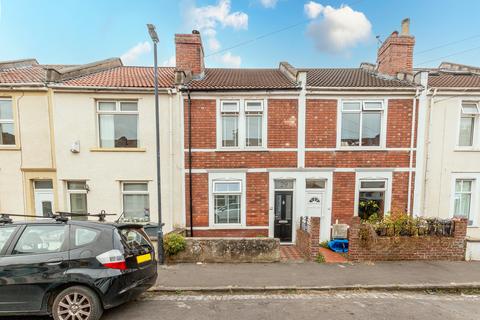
[5, 291, 480, 320]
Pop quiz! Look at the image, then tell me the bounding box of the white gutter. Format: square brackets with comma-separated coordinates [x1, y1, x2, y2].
[297, 71, 307, 168]
[168, 88, 174, 231]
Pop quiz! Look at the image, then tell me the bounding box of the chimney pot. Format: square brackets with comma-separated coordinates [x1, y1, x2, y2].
[401, 18, 410, 36]
[192, 30, 200, 34]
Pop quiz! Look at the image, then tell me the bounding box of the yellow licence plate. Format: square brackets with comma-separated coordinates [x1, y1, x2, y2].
[136, 253, 152, 264]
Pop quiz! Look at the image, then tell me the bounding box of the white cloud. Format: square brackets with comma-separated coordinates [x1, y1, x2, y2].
[304, 1, 323, 19]
[218, 52, 241, 68]
[120, 41, 151, 65]
[162, 55, 176, 67]
[183, 0, 247, 67]
[305, 2, 372, 54]
[260, 0, 278, 8]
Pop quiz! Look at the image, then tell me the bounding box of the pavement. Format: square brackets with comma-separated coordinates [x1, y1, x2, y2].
[154, 261, 480, 292]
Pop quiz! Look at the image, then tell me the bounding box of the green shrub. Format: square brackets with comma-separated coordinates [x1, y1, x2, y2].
[319, 240, 329, 249]
[315, 253, 326, 263]
[164, 233, 187, 256]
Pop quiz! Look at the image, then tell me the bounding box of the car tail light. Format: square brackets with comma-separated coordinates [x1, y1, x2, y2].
[96, 249, 127, 270]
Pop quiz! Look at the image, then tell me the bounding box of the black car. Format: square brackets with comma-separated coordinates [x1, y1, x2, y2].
[0, 217, 157, 320]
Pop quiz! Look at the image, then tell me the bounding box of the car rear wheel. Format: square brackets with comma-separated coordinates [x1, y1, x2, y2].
[52, 286, 103, 320]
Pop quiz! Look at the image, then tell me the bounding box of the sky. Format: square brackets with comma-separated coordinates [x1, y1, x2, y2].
[0, 0, 479, 69]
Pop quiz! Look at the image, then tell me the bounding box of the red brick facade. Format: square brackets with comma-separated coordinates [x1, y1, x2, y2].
[184, 96, 417, 240]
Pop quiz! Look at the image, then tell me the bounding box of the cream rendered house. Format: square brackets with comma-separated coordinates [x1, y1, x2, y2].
[418, 62, 480, 260]
[0, 58, 184, 233]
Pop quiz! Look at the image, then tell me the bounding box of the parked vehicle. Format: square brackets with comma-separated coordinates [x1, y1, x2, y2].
[0, 215, 157, 320]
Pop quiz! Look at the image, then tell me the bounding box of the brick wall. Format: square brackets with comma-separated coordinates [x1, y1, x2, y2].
[267, 99, 298, 148]
[295, 217, 320, 261]
[246, 172, 269, 226]
[391, 172, 412, 213]
[348, 217, 467, 261]
[185, 173, 209, 227]
[377, 32, 415, 76]
[192, 229, 269, 237]
[184, 99, 216, 149]
[306, 99, 337, 148]
[187, 151, 297, 169]
[386, 99, 416, 148]
[332, 172, 356, 225]
[175, 33, 204, 76]
[305, 151, 410, 168]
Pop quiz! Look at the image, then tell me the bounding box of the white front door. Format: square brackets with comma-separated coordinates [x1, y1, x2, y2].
[33, 180, 54, 217]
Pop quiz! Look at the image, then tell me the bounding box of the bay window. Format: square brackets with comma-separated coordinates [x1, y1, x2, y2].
[340, 101, 384, 147]
[97, 101, 138, 148]
[0, 99, 15, 145]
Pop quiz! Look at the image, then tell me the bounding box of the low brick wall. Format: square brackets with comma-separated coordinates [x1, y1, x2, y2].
[166, 237, 281, 263]
[348, 217, 468, 261]
[296, 217, 320, 261]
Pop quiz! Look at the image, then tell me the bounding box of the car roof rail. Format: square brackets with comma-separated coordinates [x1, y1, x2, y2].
[0, 214, 13, 224]
[56, 210, 116, 222]
[0, 212, 67, 223]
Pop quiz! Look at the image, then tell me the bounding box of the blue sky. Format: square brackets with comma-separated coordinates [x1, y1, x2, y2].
[0, 0, 479, 69]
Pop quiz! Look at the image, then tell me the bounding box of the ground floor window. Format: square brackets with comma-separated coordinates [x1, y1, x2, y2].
[67, 181, 88, 221]
[213, 181, 241, 224]
[122, 182, 150, 222]
[358, 180, 387, 220]
[454, 179, 474, 225]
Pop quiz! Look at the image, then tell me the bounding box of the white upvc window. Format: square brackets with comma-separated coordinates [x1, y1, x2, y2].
[458, 102, 480, 147]
[218, 99, 266, 149]
[354, 172, 392, 219]
[0, 99, 15, 146]
[67, 181, 88, 221]
[453, 179, 474, 226]
[339, 100, 386, 148]
[121, 182, 150, 222]
[97, 100, 139, 148]
[209, 172, 246, 227]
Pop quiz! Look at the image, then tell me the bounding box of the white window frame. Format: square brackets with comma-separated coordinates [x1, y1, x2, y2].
[0, 98, 15, 146]
[337, 99, 387, 150]
[450, 173, 479, 227]
[354, 171, 392, 217]
[456, 101, 480, 149]
[96, 100, 139, 148]
[208, 172, 246, 228]
[66, 180, 88, 213]
[121, 181, 150, 222]
[217, 99, 268, 150]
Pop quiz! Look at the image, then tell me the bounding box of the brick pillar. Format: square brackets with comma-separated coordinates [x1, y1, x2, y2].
[309, 217, 320, 260]
[347, 216, 361, 260]
[453, 218, 468, 239]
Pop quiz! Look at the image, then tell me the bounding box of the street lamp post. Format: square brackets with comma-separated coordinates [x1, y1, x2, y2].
[147, 23, 164, 264]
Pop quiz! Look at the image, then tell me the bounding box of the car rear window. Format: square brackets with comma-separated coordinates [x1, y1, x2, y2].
[0, 226, 17, 252]
[118, 227, 152, 252]
[74, 227, 100, 247]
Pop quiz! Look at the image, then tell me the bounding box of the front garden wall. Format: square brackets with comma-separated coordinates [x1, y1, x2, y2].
[348, 217, 468, 261]
[167, 237, 280, 263]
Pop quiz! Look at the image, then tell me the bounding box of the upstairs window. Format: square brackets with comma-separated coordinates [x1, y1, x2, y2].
[340, 101, 384, 147]
[0, 99, 15, 145]
[97, 101, 138, 148]
[458, 102, 479, 147]
[221, 101, 239, 147]
[219, 100, 266, 149]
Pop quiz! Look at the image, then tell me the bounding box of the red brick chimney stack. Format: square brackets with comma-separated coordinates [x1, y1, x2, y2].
[175, 30, 205, 79]
[377, 18, 415, 76]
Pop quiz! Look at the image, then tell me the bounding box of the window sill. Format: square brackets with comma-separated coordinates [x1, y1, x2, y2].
[0, 146, 20, 151]
[90, 147, 146, 153]
[209, 224, 246, 229]
[215, 147, 269, 152]
[336, 147, 386, 152]
[454, 147, 480, 152]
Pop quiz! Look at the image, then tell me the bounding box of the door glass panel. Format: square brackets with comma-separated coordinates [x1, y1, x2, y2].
[13, 225, 67, 254]
[285, 194, 292, 220]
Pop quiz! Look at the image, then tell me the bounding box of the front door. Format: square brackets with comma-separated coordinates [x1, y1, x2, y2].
[33, 180, 54, 217]
[274, 191, 293, 242]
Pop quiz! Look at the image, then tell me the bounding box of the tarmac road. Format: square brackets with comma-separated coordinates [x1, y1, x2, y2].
[6, 290, 480, 320]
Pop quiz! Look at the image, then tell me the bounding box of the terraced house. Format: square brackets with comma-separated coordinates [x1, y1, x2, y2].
[180, 20, 428, 243]
[0, 58, 184, 232]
